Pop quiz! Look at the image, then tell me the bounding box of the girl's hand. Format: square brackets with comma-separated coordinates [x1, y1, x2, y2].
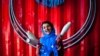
[56, 35, 62, 43]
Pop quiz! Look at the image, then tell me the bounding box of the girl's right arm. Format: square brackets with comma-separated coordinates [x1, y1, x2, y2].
[36, 44, 40, 56]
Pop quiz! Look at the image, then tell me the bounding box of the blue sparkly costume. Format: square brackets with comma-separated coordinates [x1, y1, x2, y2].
[40, 28, 58, 56]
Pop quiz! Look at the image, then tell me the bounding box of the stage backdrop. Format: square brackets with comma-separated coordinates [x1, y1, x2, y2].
[0, 0, 100, 56]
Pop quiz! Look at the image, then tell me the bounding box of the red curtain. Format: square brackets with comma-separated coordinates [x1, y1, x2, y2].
[1, 0, 100, 56]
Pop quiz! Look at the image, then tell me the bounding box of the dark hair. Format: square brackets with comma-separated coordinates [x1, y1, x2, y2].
[42, 21, 54, 30]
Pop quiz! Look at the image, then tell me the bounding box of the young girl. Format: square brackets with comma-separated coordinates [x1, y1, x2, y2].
[36, 21, 61, 56]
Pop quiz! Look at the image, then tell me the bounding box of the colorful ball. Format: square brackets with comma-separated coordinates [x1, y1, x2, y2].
[36, 0, 64, 7]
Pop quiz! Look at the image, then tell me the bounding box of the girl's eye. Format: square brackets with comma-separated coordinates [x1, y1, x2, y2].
[43, 27, 46, 29]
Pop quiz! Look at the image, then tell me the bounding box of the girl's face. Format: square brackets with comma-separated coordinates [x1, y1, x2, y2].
[42, 23, 52, 34]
